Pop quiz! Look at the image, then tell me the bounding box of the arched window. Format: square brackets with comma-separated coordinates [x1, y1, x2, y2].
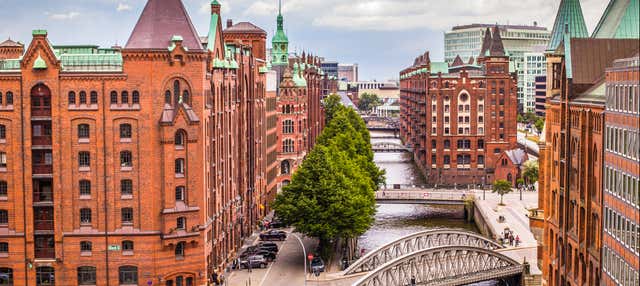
[0, 180, 7, 197]
[280, 160, 290, 174]
[283, 120, 294, 134]
[0, 242, 8, 254]
[478, 139, 485, 149]
[443, 155, 451, 164]
[68, 91, 76, 105]
[0, 268, 12, 285]
[78, 124, 90, 139]
[120, 124, 132, 139]
[110, 91, 118, 104]
[182, 90, 189, 104]
[121, 91, 129, 104]
[175, 159, 185, 175]
[283, 139, 294, 153]
[121, 179, 133, 195]
[79, 180, 91, 195]
[77, 266, 96, 285]
[165, 90, 172, 104]
[80, 208, 92, 224]
[132, 91, 140, 104]
[175, 241, 186, 257]
[79, 91, 87, 104]
[444, 140, 450, 149]
[0, 124, 6, 140]
[174, 80, 181, 104]
[175, 186, 185, 201]
[431, 139, 436, 149]
[176, 217, 186, 230]
[5, 92, 12, 105]
[90, 91, 98, 104]
[80, 241, 92, 252]
[175, 130, 185, 147]
[507, 173, 513, 183]
[120, 151, 132, 167]
[118, 266, 138, 284]
[478, 155, 485, 165]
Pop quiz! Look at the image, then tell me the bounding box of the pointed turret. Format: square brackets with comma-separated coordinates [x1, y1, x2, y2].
[489, 26, 506, 56]
[479, 28, 492, 57]
[206, 0, 222, 53]
[592, 0, 639, 39]
[272, 0, 289, 66]
[451, 55, 464, 67]
[547, 0, 588, 51]
[126, 0, 203, 50]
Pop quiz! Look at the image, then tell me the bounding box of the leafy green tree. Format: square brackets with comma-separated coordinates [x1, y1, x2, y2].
[323, 94, 343, 124]
[357, 93, 382, 112]
[517, 114, 524, 123]
[534, 118, 544, 135]
[492, 179, 513, 205]
[522, 160, 539, 187]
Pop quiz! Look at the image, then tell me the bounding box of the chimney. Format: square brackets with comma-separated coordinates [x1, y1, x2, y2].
[227, 19, 233, 28]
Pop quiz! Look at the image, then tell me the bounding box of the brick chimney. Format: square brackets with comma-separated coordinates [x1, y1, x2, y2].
[227, 19, 233, 28]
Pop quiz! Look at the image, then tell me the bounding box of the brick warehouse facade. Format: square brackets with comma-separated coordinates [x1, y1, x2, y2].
[540, 38, 638, 286]
[399, 26, 519, 186]
[0, 0, 328, 285]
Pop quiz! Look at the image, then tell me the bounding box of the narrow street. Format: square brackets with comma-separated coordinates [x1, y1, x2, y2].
[226, 230, 318, 286]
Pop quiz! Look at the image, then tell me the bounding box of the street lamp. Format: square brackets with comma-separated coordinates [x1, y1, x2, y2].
[290, 233, 308, 286]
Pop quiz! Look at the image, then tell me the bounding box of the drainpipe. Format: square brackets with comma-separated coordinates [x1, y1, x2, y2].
[101, 81, 110, 286]
[20, 78, 29, 286]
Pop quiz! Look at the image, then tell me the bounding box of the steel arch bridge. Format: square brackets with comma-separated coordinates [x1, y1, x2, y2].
[370, 142, 410, 152]
[352, 246, 522, 286]
[344, 229, 503, 275]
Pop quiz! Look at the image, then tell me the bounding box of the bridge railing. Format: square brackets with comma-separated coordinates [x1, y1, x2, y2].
[375, 190, 474, 201]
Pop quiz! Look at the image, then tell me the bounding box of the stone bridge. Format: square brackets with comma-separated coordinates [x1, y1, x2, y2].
[374, 190, 475, 205]
[371, 142, 411, 153]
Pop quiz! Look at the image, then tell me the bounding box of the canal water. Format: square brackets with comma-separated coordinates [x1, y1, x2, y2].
[358, 131, 479, 252]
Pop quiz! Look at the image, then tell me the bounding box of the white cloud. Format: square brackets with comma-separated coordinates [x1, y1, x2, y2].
[242, 0, 609, 33]
[46, 11, 80, 20]
[117, 3, 132, 12]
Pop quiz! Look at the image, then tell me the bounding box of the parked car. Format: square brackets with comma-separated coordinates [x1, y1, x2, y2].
[257, 242, 279, 253]
[241, 248, 277, 261]
[259, 230, 287, 241]
[310, 257, 325, 273]
[268, 218, 287, 229]
[240, 255, 268, 269]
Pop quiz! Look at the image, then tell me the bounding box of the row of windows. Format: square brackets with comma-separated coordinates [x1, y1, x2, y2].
[4, 265, 141, 285]
[606, 84, 639, 114]
[68, 91, 99, 105]
[430, 139, 484, 150]
[604, 125, 639, 160]
[0, 92, 14, 106]
[282, 120, 294, 134]
[429, 126, 494, 137]
[604, 206, 639, 255]
[108, 90, 141, 105]
[602, 246, 639, 286]
[604, 165, 639, 208]
[430, 154, 485, 165]
[79, 207, 133, 225]
[282, 139, 295, 153]
[431, 115, 485, 124]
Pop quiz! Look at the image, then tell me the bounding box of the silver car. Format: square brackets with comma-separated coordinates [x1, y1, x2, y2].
[241, 255, 268, 269]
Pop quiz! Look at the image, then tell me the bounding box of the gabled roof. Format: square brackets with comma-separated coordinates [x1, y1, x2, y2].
[547, 0, 588, 51]
[489, 26, 506, 56]
[479, 28, 492, 57]
[0, 38, 23, 47]
[505, 149, 528, 166]
[592, 0, 639, 39]
[223, 22, 266, 34]
[451, 55, 465, 67]
[126, 0, 203, 50]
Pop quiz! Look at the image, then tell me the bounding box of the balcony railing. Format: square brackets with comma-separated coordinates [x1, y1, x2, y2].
[32, 136, 52, 146]
[31, 108, 52, 117]
[33, 191, 53, 203]
[32, 164, 53, 175]
[34, 219, 54, 232]
[35, 247, 55, 259]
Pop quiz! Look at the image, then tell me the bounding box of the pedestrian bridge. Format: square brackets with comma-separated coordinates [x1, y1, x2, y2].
[375, 190, 474, 205]
[345, 229, 503, 275]
[371, 142, 411, 153]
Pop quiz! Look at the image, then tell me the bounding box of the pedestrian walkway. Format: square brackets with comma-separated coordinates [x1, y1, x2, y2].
[473, 190, 541, 275]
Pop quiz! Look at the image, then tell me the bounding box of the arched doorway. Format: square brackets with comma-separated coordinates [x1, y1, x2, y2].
[280, 160, 290, 175]
[31, 84, 51, 117]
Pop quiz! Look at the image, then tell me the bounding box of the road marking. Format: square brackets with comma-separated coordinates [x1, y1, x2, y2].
[258, 232, 291, 286]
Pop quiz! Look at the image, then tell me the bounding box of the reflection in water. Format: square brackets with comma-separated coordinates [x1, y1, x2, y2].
[360, 130, 479, 252]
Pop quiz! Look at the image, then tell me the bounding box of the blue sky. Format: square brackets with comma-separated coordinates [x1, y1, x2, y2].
[0, 0, 609, 81]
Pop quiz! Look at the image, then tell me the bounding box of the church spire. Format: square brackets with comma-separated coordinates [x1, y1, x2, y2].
[547, 0, 588, 51]
[272, 0, 289, 66]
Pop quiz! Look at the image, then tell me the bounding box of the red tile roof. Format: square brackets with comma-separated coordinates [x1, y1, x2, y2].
[223, 22, 266, 34]
[126, 0, 203, 50]
[0, 38, 23, 47]
[569, 38, 639, 85]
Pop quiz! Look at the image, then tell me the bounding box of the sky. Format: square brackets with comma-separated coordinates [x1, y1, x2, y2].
[0, 0, 610, 81]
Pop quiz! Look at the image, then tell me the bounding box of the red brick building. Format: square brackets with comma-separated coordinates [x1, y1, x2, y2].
[601, 54, 639, 285]
[540, 38, 638, 286]
[0, 0, 278, 284]
[399, 26, 519, 186]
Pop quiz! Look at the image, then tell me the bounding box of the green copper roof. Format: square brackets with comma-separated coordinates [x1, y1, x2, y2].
[171, 35, 183, 41]
[592, 0, 639, 39]
[271, 0, 289, 66]
[211, 0, 220, 5]
[32, 29, 47, 36]
[547, 0, 589, 51]
[0, 59, 20, 71]
[59, 53, 123, 72]
[206, 10, 219, 52]
[430, 62, 449, 74]
[293, 62, 307, 87]
[213, 58, 226, 69]
[33, 55, 47, 69]
[259, 65, 269, 73]
[229, 59, 239, 69]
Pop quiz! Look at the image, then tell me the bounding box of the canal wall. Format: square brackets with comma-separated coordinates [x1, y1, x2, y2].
[472, 198, 498, 240]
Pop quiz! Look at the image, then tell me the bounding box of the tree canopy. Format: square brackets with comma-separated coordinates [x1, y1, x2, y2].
[492, 179, 513, 205]
[273, 103, 384, 255]
[357, 93, 382, 112]
[522, 160, 539, 186]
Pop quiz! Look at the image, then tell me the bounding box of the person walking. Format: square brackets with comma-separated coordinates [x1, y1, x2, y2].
[515, 235, 521, 247]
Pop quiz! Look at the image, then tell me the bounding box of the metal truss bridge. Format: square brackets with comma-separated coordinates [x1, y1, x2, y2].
[371, 142, 411, 153]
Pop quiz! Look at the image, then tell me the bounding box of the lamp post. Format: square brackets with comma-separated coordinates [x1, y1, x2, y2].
[290, 233, 308, 286]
